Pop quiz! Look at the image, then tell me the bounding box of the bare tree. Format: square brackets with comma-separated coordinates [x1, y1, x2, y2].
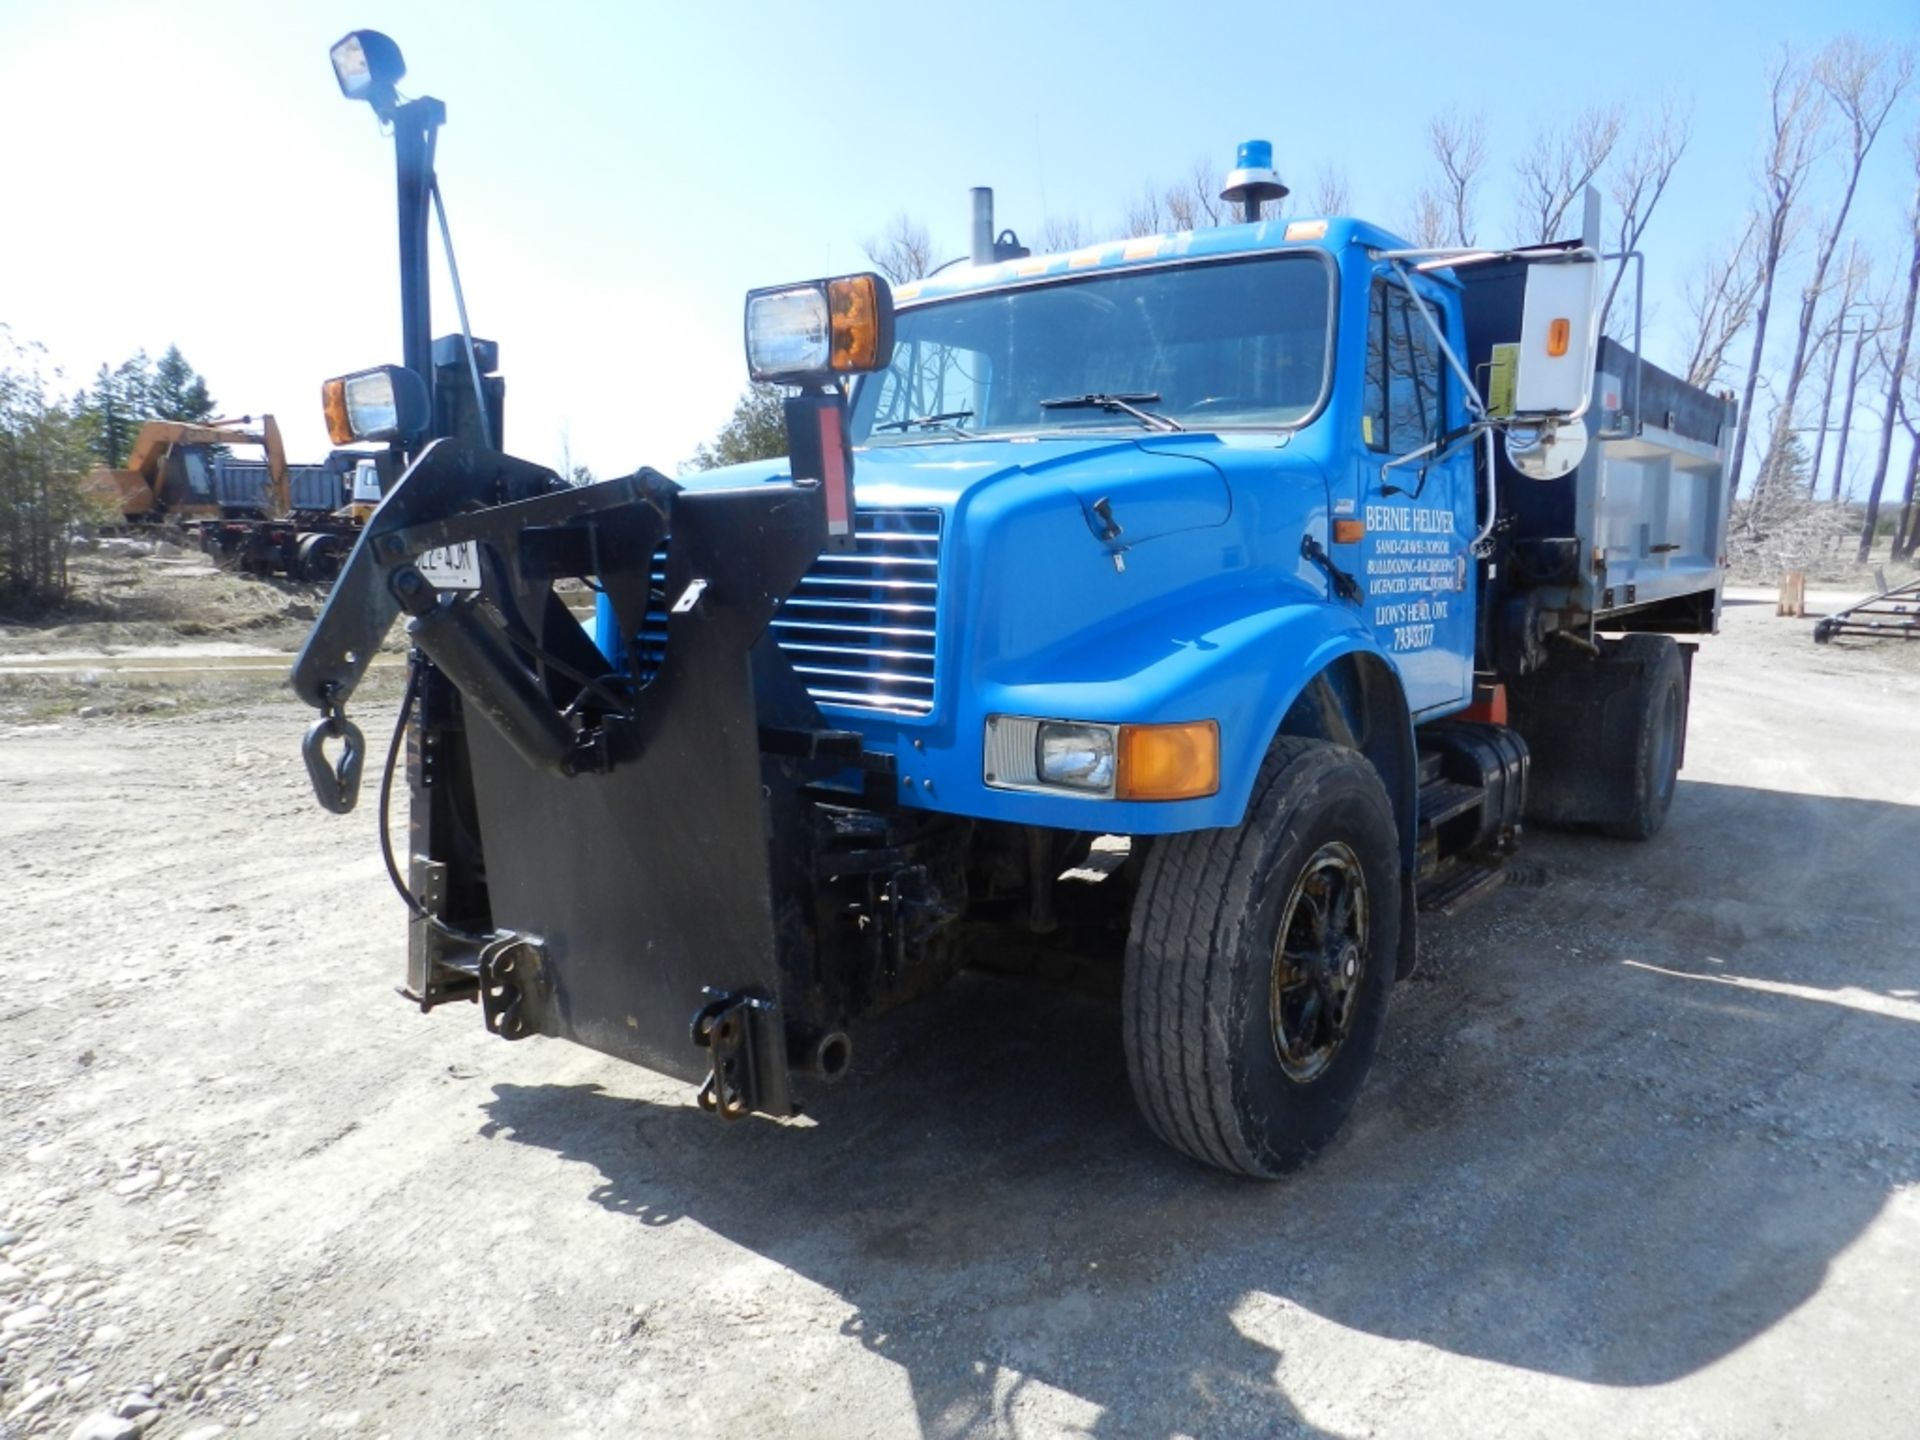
[1427, 108, 1489, 247]
[1309, 164, 1351, 216]
[1857, 125, 1920, 563]
[1729, 49, 1828, 498]
[1825, 284, 1888, 502]
[1892, 387, 1920, 560]
[1039, 215, 1088, 254]
[1123, 186, 1169, 238]
[1602, 97, 1692, 336]
[1684, 215, 1766, 389]
[862, 213, 936, 284]
[1806, 243, 1871, 495]
[1514, 104, 1624, 244]
[1405, 188, 1449, 248]
[1165, 157, 1236, 230]
[1758, 37, 1913, 504]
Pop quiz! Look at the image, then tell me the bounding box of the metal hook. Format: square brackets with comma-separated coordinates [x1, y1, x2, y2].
[302, 711, 366, 814]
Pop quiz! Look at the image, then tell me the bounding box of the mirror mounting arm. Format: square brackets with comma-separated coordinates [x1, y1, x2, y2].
[1388, 261, 1490, 427]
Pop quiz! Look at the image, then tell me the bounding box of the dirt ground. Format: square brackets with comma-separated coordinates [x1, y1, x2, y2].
[1, 557, 1917, 1439]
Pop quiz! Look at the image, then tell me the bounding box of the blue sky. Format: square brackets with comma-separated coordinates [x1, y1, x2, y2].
[1, 0, 1915, 487]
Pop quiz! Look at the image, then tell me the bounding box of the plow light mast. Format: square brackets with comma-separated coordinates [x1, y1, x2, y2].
[326, 29, 445, 455]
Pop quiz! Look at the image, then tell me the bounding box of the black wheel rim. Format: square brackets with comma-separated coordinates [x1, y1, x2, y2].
[1650, 680, 1680, 809]
[1270, 840, 1369, 1083]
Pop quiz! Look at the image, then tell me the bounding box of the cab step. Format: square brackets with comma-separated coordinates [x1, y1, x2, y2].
[1416, 860, 1508, 914]
[1418, 777, 1484, 829]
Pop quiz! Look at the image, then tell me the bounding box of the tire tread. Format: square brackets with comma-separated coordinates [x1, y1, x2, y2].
[1124, 737, 1381, 1175]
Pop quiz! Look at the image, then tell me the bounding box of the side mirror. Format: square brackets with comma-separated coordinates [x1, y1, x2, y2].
[1509, 255, 1601, 420]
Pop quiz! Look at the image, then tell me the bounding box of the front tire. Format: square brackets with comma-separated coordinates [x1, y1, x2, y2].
[1123, 738, 1401, 1178]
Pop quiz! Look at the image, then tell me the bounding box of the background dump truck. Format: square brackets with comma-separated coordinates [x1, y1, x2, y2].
[295, 36, 1729, 1177]
[85, 411, 380, 581]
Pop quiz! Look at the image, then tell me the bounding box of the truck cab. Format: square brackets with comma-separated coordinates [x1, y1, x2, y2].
[635, 217, 1486, 843]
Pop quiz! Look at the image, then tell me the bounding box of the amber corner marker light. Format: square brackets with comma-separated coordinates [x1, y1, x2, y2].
[1117, 720, 1221, 801]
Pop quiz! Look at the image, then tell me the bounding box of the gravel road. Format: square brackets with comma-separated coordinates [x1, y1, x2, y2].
[1, 593, 1915, 1439]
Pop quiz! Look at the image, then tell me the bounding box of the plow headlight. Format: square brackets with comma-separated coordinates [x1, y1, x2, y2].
[329, 30, 406, 111]
[745, 273, 895, 385]
[984, 717, 1220, 801]
[321, 365, 430, 445]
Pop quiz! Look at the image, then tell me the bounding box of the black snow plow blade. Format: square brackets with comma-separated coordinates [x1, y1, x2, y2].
[292, 441, 882, 1118]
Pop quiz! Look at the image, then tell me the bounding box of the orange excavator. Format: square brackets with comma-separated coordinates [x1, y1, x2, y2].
[85, 414, 290, 522]
[83, 415, 376, 581]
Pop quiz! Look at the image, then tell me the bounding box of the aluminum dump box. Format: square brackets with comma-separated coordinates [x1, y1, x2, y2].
[1461, 269, 1733, 637]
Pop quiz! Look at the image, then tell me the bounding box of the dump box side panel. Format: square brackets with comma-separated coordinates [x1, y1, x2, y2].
[213, 459, 344, 515]
[1588, 340, 1732, 629]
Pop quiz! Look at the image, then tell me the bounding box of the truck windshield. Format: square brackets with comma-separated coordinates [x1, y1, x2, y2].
[852, 252, 1332, 441]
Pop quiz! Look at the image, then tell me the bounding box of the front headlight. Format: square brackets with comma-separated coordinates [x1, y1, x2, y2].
[1038, 722, 1117, 793]
[984, 716, 1219, 801]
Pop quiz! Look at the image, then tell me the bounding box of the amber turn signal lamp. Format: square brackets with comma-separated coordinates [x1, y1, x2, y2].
[1546, 318, 1571, 357]
[827, 275, 885, 372]
[322, 378, 353, 445]
[1333, 518, 1366, 544]
[1117, 720, 1221, 801]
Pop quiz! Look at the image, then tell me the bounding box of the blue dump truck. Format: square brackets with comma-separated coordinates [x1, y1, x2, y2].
[295, 35, 1730, 1176]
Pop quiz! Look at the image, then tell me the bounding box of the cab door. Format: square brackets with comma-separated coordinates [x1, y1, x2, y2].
[1345, 270, 1474, 715]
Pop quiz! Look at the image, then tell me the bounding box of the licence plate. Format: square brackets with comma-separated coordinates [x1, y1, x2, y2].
[415, 541, 481, 591]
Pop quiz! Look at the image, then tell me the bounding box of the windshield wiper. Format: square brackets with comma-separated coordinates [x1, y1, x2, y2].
[1038, 392, 1184, 432]
[873, 410, 974, 434]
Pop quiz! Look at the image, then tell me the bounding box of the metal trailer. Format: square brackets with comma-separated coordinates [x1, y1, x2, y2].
[1814, 575, 1920, 642]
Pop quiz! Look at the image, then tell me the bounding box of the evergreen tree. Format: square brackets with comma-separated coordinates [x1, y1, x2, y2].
[150, 345, 215, 425]
[684, 383, 789, 471]
[76, 345, 218, 466]
[1, 332, 98, 611]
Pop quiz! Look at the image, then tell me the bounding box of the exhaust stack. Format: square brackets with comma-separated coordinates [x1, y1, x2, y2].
[971, 187, 995, 266]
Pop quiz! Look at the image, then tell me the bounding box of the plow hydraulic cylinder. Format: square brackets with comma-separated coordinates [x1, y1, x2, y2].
[393, 566, 577, 774]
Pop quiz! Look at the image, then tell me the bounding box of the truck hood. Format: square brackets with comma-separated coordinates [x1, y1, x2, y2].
[676, 434, 1233, 548]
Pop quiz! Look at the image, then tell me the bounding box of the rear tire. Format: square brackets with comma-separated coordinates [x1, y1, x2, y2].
[1509, 633, 1688, 841]
[1597, 634, 1684, 841]
[1123, 738, 1401, 1178]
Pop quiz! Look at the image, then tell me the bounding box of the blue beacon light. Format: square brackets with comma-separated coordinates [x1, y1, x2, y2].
[1220, 138, 1290, 222]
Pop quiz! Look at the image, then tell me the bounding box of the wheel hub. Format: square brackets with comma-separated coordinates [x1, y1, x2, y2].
[1269, 841, 1370, 1083]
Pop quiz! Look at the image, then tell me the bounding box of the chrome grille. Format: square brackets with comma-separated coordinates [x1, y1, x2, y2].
[632, 508, 942, 717]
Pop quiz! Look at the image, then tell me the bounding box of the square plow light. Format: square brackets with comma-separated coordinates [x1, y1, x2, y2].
[330, 30, 406, 108]
[745, 273, 895, 385]
[321, 364, 430, 445]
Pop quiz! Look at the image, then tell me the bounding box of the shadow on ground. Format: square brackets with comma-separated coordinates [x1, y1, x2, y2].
[478, 780, 1920, 1437]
